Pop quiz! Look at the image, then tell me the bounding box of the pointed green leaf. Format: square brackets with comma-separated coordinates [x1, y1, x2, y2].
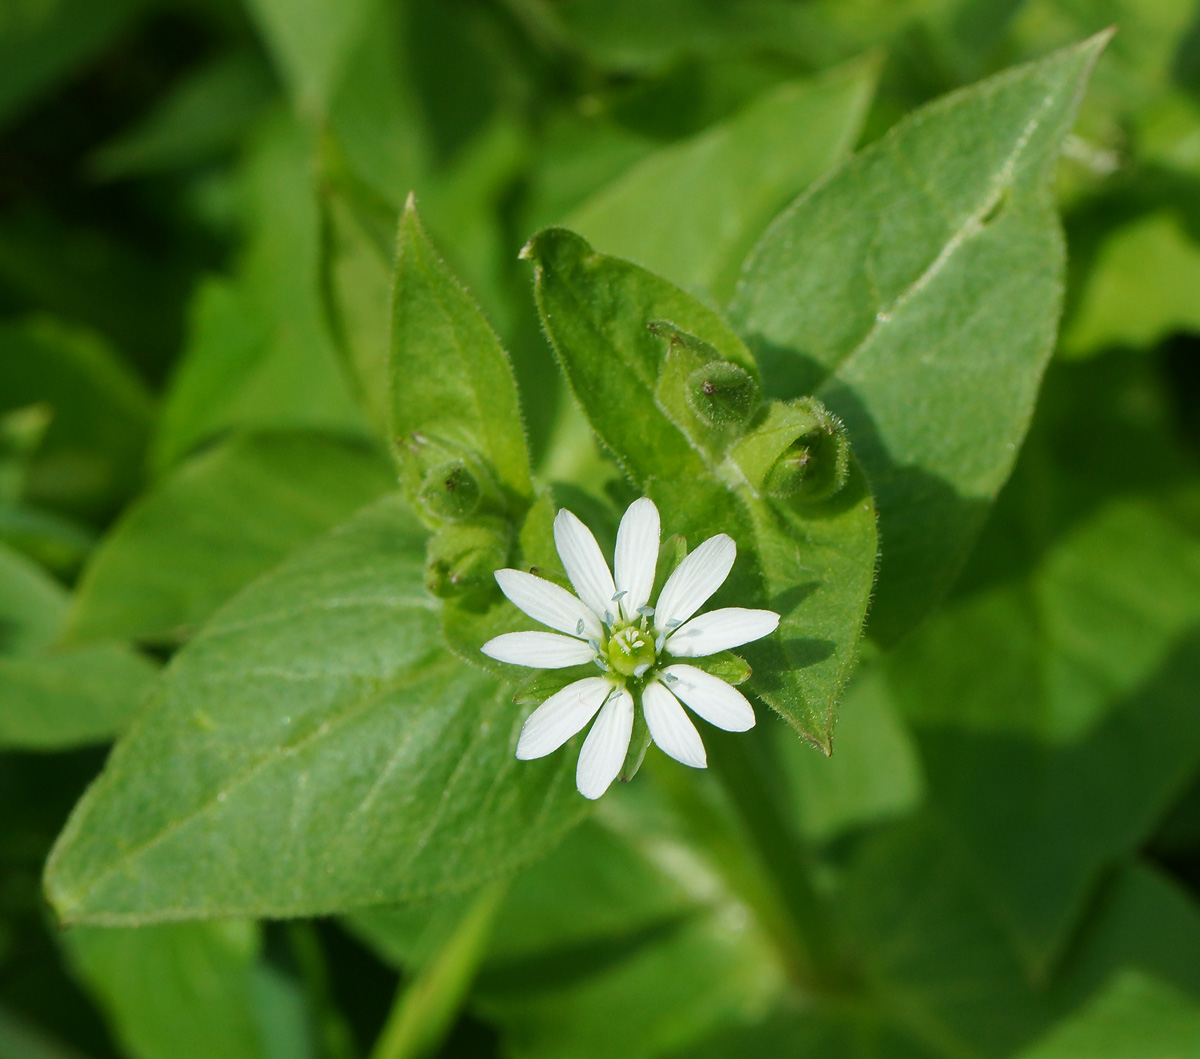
[0, 542, 155, 750]
[391, 200, 533, 514]
[67, 433, 395, 646]
[45, 495, 586, 924]
[566, 59, 878, 303]
[731, 34, 1109, 642]
[64, 922, 296, 1059]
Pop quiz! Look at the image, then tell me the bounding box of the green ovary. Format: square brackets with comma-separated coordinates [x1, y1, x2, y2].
[606, 624, 657, 677]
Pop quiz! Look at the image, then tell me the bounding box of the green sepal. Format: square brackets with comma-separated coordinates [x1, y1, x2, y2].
[620, 707, 651, 783]
[683, 651, 752, 687]
[512, 667, 597, 707]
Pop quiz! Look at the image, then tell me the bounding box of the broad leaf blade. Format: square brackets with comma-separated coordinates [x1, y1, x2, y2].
[566, 59, 878, 303]
[391, 200, 533, 510]
[67, 433, 395, 645]
[45, 495, 586, 924]
[731, 33, 1109, 642]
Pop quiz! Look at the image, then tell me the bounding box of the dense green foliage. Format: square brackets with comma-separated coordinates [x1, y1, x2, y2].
[3, 2, 1200, 1057]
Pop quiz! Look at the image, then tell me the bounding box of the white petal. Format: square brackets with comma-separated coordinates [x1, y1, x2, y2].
[661, 664, 756, 731]
[654, 534, 736, 633]
[516, 677, 613, 759]
[554, 509, 618, 622]
[480, 631, 596, 669]
[665, 608, 780, 657]
[614, 498, 660, 621]
[575, 687, 633, 800]
[495, 569, 603, 640]
[642, 681, 707, 768]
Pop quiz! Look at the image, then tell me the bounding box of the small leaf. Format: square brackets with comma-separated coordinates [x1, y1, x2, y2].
[0, 542, 155, 750]
[566, 59, 879, 302]
[45, 495, 586, 924]
[391, 199, 533, 516]
[67, 432, 396, 646]
[731, 33, 1110, 642]
[64, 921, 296, 1059]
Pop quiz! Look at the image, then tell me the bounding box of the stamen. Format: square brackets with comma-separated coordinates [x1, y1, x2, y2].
[593, 658, 610, 671]
[604, 610, 614, 625]
[637, 605, 655, 617]
[655, 633, 666, 652]
[666, 619, 682, 629]
[587, 639, 600, 652]
[633, 663, 650, 678]
[612, 590, 627, 601]
[576, 619, 585, 635]
[663, 672, 678, 684]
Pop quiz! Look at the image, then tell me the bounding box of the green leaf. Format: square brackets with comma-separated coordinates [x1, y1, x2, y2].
[0, 0, 152, 131]
[0, 317, 152, 522]
[154, 115, 366, 472]
[567, 59, 878, 304]
[1061, 211, 1200, 358]
[522, 227, 749, 486]
[64, 922, 301, 1059]
[731, 34, 1109, 642]
[0, 542, 155, 750]
[1018, 970, 1200, 1059]
[390, 199, 533, 514]
[44, 494, 586, 924]
[524, 229, 876, 748]
[89, 52, 274, 180]
[889, 474, 1200, 970]
[244, 0, 374, 116]
[773, 662, 925, 844]
[67, 433, 396, 646]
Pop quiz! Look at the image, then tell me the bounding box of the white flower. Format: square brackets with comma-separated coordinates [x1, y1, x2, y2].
[481, 498, 780, 800]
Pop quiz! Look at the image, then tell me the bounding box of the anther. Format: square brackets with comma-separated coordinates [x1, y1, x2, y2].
[576, 619, 585, 635]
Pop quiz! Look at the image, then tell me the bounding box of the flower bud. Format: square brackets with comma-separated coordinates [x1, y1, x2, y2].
[685, 362, 759, 428]
[418, 460, 481, 521]
[730, 397, 851, 503]
[424, 519, 510, 602]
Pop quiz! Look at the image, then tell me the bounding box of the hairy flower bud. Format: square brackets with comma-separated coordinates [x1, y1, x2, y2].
[418, 460, 482, 521]
[731, 397, 851, 503]
[424, 519, 510, 602]
[685, 362, 759, 428]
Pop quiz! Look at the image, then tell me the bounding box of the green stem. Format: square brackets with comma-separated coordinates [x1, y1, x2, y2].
[369, 881, 508, 1059]
[286, 921, 359, 1059]
[705, 728, 845, 989]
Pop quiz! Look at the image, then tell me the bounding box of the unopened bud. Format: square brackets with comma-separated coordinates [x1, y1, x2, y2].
[731, 397, 851, 503]
[685, 363, 759, 427]
[418, 460, 481, 521]
[424, 519, 510, 602]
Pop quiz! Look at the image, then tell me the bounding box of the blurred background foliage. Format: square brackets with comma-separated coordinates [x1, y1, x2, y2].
[2, 0, 1200, 1057]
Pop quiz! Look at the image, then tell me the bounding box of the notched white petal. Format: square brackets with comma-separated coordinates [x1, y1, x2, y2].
[554, 509, 617, 620]
[495, 568, 603, 640]
[654, 534, 736, 632]
[480, 631, 596, 669]
[661, 664, 755, 731]
[642, 681, 706, 768]
[614, 497, 660, 620]
[516, 677, 612, 760]
[666, 607, 780, 657]
[575, 687, 634, 800]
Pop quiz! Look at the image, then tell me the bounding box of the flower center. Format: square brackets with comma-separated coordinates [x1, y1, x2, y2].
[606, 624, 656, 678]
